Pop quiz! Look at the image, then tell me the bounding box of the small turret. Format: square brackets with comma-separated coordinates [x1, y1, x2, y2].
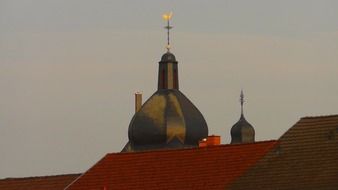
[230, 90, 255, 144]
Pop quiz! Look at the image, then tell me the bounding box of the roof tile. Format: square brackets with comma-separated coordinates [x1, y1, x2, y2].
[66, 141, 277, 190]
[0, 174, 80, 190]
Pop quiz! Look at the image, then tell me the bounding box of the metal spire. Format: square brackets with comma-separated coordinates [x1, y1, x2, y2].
[162, 12, 173, 52]
[240, 90, 245, 117]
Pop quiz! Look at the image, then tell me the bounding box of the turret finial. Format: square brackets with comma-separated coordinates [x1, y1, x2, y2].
[162, 12, 173, 52]
[240, 90, 245, 116]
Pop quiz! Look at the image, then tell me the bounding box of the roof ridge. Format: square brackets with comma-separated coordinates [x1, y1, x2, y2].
[109, 140, 278, 156]
[0, 173, 81, 181]
[301, 114, 338, 119]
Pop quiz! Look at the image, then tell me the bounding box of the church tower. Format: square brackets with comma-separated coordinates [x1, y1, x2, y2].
[230, 90, 255, 144]
[122, 13, 208, 152]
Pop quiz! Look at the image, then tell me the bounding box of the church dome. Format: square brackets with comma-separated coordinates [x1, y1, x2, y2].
[128, 89, 208, 150]
[122, 18, 208, 152]
[122, 51, 208, 152]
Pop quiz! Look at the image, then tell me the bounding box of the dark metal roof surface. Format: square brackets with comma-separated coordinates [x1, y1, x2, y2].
[231, 115, 255, 144]
[125, 89, 208, 152]
[160, 51, 177, 63]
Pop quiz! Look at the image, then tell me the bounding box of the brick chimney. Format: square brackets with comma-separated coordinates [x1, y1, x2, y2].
[135, 92, 142, 113]
[199, 135, 221, 147]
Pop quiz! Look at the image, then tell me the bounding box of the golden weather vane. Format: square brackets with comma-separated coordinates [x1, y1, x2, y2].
[162, 12, 173, 52]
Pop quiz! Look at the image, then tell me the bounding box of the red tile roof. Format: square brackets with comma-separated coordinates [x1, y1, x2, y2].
[65, 140, 277, 190]
[0, 174, 80, 190]
[230, 114, 338, 189]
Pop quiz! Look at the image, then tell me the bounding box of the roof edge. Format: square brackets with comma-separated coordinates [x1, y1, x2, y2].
[109, 140, 278, 156]
[64, 154, 109, 190]
[301, 114, 338, 119]
[0, 173, 81, 181]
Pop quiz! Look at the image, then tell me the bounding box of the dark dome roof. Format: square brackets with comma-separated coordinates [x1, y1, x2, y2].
[161, 52, 177, 62]
[231, 115, 255, 144]
[127, 89, 208, 151]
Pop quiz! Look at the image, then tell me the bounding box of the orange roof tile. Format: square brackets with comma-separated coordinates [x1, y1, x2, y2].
[66, 141, 277, 190]
[0, 174, 80, 190]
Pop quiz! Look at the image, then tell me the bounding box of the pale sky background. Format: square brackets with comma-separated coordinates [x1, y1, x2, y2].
[1, 0, 338, 178]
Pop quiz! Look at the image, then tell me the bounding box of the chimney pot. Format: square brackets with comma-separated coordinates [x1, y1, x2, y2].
[199, 135, 221, 148]
[135, 92, 142, 113]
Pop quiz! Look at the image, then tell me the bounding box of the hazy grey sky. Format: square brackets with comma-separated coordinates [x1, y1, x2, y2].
[1, 0, 338, 178]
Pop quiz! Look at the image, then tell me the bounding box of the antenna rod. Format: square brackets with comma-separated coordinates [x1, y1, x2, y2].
[240, 90, 244, 116]
[167, 19, 170, 49]
[163, 12, 173, 52]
